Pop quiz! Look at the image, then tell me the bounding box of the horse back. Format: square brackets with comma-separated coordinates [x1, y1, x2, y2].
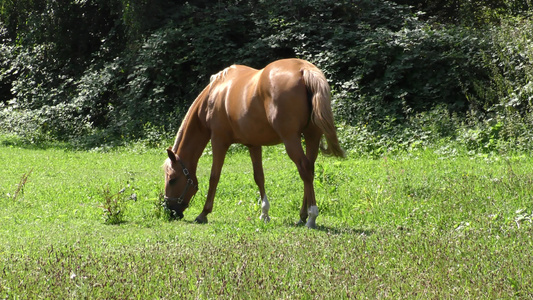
[205, 59, 313, 146]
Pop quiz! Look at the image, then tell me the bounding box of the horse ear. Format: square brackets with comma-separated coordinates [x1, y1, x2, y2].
[167, 147, 177, 163]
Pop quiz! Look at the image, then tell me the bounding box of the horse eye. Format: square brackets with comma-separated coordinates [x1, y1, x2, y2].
[168, 178, 177, 185]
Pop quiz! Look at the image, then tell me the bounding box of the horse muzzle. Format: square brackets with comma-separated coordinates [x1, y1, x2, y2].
[164, 196, 188, 219]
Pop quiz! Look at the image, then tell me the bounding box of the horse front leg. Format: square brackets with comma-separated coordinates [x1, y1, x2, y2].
[249, 146, 270, 222]
[195, 142, 229, 224]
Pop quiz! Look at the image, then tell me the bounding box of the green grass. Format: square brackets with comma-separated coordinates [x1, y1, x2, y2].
[1, 140, 533, 298]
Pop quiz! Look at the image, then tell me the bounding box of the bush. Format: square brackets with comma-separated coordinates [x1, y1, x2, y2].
[1, 0, 532, 155]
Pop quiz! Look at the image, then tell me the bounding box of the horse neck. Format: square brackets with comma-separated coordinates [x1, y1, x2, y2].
[174, 95, 210, 175]
[176, 135, 208, 175]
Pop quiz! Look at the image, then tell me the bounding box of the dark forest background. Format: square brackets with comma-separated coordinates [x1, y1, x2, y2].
[1, 0, 532, 154]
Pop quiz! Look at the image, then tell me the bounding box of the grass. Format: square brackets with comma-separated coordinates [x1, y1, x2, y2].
[1, 140, 533, 298]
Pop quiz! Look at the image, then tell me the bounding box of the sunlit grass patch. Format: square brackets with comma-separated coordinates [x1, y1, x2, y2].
[1, 144, 533, 298]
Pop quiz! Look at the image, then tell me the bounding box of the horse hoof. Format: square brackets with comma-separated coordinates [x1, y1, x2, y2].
[305, 220, 317, 229]
[195, 216, 208, 224]
[260, 214, 271, 223]
[295, 219, 305, 226]
[306, 206, 318, 229]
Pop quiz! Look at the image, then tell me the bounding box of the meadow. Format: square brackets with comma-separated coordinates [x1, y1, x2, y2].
[1, 138, 532, 299]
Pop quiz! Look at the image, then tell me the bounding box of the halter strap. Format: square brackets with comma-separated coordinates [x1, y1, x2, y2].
[165, 155, 198, 206]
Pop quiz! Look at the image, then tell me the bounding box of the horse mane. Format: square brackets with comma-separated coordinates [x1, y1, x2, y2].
[171, 87, 204, 152]
[171, 112, 190, 152]
[209, 65, 236, 85]
[172, 66, 236, 152]
[162, 156, 172, 173]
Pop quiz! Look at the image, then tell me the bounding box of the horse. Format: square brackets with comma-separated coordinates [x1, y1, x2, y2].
[163, 58, 344, 228]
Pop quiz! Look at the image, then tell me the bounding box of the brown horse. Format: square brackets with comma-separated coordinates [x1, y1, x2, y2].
[163, 58, 344, 228]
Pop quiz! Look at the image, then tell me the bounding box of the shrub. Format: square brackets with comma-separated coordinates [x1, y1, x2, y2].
[1, 0, 532, 155]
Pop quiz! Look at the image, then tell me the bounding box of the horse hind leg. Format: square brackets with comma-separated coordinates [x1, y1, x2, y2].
[249, 146, 270, 222]
[260, 195, 271, 222]
[282, 135, 318, 229]
[302, 128, 322, 229]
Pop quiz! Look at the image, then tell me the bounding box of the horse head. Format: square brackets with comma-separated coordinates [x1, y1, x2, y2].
[163, 148, 198, 219]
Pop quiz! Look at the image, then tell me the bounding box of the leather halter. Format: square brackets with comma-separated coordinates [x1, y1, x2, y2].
[164, 156, 198, 207]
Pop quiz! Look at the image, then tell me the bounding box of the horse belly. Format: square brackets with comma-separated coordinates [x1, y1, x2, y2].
[232, 106, 281, 146]
[238, 123, 281, 146]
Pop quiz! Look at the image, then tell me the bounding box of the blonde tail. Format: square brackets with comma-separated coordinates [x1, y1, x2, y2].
[302, 67, 345, 158]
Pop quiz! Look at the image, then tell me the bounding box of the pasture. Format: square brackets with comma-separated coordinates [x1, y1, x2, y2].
[1, 140, 532, 298]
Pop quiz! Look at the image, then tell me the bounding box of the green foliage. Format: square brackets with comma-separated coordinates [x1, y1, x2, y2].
[482, 17, 533, 112]
[327, 23, 486, 127]
[0, 0, 533, 155]
[394, 0, 532, 25]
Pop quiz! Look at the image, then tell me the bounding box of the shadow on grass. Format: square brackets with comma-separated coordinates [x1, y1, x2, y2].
[321, 226, 373, 236]
[162, 212, 374, 237]
[295, 223, 374, 236]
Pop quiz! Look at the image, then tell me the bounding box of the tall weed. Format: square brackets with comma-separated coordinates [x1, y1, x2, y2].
[99, 184, 135, 225]
[10, 168, 33, 201]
